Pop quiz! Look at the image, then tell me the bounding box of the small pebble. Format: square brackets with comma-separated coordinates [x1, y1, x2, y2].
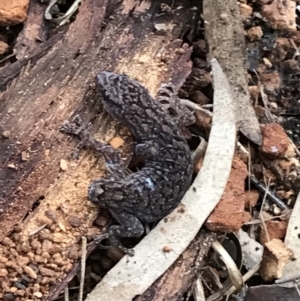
[68, 216, 82, 228]
[60, 159, 68, 171]
[33, 292, 43, 298]
[12, 281, 27, 290]
[7, 163, 17, 170]
[109, 136, 124, 149]
[21, 151, 28, 161]
[263, 57, 272, 68]
[4, 293, 16, 301]
[273, 205, 281, 216]
[2, 130, 11, 138]
[162, 246, 172, 253]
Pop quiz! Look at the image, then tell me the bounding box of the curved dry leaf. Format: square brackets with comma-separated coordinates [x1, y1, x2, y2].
[277, 192, 300, 287]
[212, 240, 243, 291]
[237, 229, 264, 270]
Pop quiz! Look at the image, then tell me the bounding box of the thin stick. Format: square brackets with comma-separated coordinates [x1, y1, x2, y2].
[259, 179, 271, 242]
[180, 98, 213, 116]
[78, 236, 87, 301]
[64, 286, 69, 301]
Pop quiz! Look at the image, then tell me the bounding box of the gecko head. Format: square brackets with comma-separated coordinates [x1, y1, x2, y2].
[95, 71, 146, 109]
[95, 71, 128, 106]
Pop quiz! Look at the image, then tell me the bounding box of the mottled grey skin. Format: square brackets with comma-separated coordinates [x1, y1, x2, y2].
[61, 72, 194, 255]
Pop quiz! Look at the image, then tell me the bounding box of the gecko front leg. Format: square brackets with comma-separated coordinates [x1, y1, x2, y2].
[60, 115, 127, 178]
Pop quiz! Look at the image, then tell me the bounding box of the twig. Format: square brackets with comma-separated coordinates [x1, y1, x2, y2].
[78, 236, 87, 301]
[276, 273, 300, 284]
[207, 264, 261, 301]
[29, 224, 47, 236]
[64, 286, 69, 301]
[180, 98, 213, 116]
[259, 179, 271, 242]
[290, 39, 300, 60]
[192, 138, 208, 163]
[237, 142, 289, 210]
[250, 175, 289, 210]
[193, 278, 206, 301]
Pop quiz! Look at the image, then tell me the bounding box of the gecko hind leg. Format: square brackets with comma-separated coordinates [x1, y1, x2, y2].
[157, 83, 195, 127]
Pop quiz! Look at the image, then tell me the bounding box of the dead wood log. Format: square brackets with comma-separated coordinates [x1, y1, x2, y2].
[0, 0, 202, 300]
[137, 231, 216, 301]
[203, 0, 262, 145]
